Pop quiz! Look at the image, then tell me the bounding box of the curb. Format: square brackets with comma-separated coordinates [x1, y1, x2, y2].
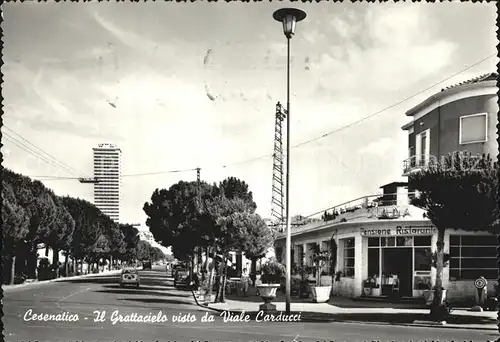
[2, 270, 122, 292]
[200, 307, 498, 331]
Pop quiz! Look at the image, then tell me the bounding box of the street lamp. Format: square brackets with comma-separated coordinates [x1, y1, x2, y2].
[273, 7, 307, 314]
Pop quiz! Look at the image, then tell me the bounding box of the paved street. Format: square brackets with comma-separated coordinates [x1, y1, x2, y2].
[3, 267, 497, 342]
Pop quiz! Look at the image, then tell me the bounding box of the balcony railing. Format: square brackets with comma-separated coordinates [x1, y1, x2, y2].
[403, 151, 486, 175]
[276, 192, 423, 238]
[402, 154, 431, 174]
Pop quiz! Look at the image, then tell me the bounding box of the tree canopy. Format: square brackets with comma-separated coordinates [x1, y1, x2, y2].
[2, 168, 162, 284]
[143, 176, 273, 262]
[409, 151, 499, 233]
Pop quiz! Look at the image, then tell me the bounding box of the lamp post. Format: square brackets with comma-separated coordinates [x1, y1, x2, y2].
[273, 7, 307, 314]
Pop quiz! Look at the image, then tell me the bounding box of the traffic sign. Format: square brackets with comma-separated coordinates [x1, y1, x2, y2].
[474, 277, 486, 289]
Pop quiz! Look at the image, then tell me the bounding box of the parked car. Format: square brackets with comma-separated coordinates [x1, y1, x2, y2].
[174, 269, 191, 289]
[142, 261, 152, 270]
[172, 264, 187, 278]
[120, 268, 140, 288]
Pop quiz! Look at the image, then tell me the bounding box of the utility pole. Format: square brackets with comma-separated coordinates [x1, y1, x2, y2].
[271, 102, 287, 233]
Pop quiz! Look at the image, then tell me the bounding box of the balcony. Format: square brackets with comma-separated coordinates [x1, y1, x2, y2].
[276, 192, 426, 238]
[402, 154, 431, 175]
[403, 151, 486, 176]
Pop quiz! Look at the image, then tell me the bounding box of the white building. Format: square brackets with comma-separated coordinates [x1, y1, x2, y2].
[93, 143, 122, 222]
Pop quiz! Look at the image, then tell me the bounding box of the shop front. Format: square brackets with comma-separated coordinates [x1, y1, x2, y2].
[274, 217, 496, 302]
[362, 225, 435, 298]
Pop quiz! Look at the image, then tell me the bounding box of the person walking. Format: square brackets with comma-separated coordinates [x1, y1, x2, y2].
[240, 268, 251, 297]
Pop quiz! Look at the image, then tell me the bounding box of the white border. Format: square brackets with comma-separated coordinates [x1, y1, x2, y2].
[458, 112, 488, 145]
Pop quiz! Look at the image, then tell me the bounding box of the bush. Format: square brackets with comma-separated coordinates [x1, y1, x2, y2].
[261, 259, 285, 284]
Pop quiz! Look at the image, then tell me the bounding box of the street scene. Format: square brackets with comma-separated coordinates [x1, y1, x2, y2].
[2, 2, 499, 342]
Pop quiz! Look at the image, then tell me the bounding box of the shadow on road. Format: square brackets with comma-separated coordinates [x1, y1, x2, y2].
[119, 297, 194, 306]
[57, 276, 120, 284]
[96, 287, 191, 298]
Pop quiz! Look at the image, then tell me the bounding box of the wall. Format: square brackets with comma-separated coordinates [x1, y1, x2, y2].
[442, 228, 496, 303]
[446, 280, 495, 304]
[408, 94, 498, 160]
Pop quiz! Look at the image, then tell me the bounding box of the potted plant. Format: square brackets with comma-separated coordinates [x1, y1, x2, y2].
[363, 278, 374, 296]
[257, 259, 285, 312]
[415, 279, 431, 298]
[310, 244, 331, 303]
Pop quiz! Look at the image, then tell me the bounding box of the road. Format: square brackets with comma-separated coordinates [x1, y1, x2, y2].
[3, 266, 496, 342]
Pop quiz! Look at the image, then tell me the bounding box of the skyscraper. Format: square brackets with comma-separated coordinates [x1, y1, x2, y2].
[93, 143, 122, 223]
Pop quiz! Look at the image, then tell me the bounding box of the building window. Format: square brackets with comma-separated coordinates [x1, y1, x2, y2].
[449, 235, 497, 280]
[459, 113, 487, 144]
[342, 238, 355, 277]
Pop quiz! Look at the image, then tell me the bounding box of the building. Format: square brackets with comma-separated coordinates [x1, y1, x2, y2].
[93, 143, 122, 223]
[402, 72, 498, 176]
[274, 73, 498, 303]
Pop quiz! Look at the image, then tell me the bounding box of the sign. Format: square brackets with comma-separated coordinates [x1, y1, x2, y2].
[360, 225, 436, 237]
[474, 277, 487, 289]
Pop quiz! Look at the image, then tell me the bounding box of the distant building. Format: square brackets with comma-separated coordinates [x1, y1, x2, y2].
[93, 143, 122, 223]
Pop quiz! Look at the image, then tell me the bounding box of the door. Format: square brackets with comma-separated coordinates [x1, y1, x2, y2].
[383, 248, 413, 297]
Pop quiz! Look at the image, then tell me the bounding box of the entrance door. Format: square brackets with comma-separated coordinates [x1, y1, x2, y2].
[382, 248, 413, 297]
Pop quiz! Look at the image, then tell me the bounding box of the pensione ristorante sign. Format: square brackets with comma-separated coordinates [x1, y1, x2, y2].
[360, 226, 436, 237]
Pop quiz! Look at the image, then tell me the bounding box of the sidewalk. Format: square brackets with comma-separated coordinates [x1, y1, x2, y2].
[204, 293, 498, 331]
[2, 269, 122, 292]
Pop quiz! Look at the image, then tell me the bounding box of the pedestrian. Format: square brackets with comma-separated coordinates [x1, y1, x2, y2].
[254, 272, 262, 296]
[240, 268, 251, 297]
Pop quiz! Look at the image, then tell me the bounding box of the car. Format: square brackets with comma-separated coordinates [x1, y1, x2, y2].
[142, 261, 152, 270]
[174, 268, 191, 289]
[172, 264, 187, 278]
[120, 268, 140, 288]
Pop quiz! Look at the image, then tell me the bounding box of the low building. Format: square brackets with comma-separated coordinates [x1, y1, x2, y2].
[274, 182, 496, 303]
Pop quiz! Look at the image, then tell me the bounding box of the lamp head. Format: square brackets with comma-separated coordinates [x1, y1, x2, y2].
[273, 8, 307, 39]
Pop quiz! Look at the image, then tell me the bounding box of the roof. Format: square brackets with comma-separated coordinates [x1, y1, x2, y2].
[379, 181, 408, 189]
[439, 72, 498, 92]
[405, 72, 497, 118]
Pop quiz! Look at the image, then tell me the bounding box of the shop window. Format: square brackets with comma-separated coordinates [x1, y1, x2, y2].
[449, 235, 497, 280]
[368, 248, 379, 277]
[397, 236, 413, 247]
[414, 247, 431, 271]
[342, 238, 355, 278]
[414, 236, 432, 246]
[381, 237, 395, 247]
[368, 237, 380, 247]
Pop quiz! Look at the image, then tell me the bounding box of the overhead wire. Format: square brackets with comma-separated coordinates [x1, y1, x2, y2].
[3, 128, 90, 178]
[19, 53, 496, 182]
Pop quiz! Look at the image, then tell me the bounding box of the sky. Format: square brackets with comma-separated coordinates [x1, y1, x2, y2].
[2, 2, 498, 228]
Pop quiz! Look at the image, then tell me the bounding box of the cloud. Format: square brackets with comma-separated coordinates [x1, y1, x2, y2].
[358, 137, 393, 156]
[309, 6, 457, 94]
[28, 117, 124, 141]
[302, 28, 323, 44]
